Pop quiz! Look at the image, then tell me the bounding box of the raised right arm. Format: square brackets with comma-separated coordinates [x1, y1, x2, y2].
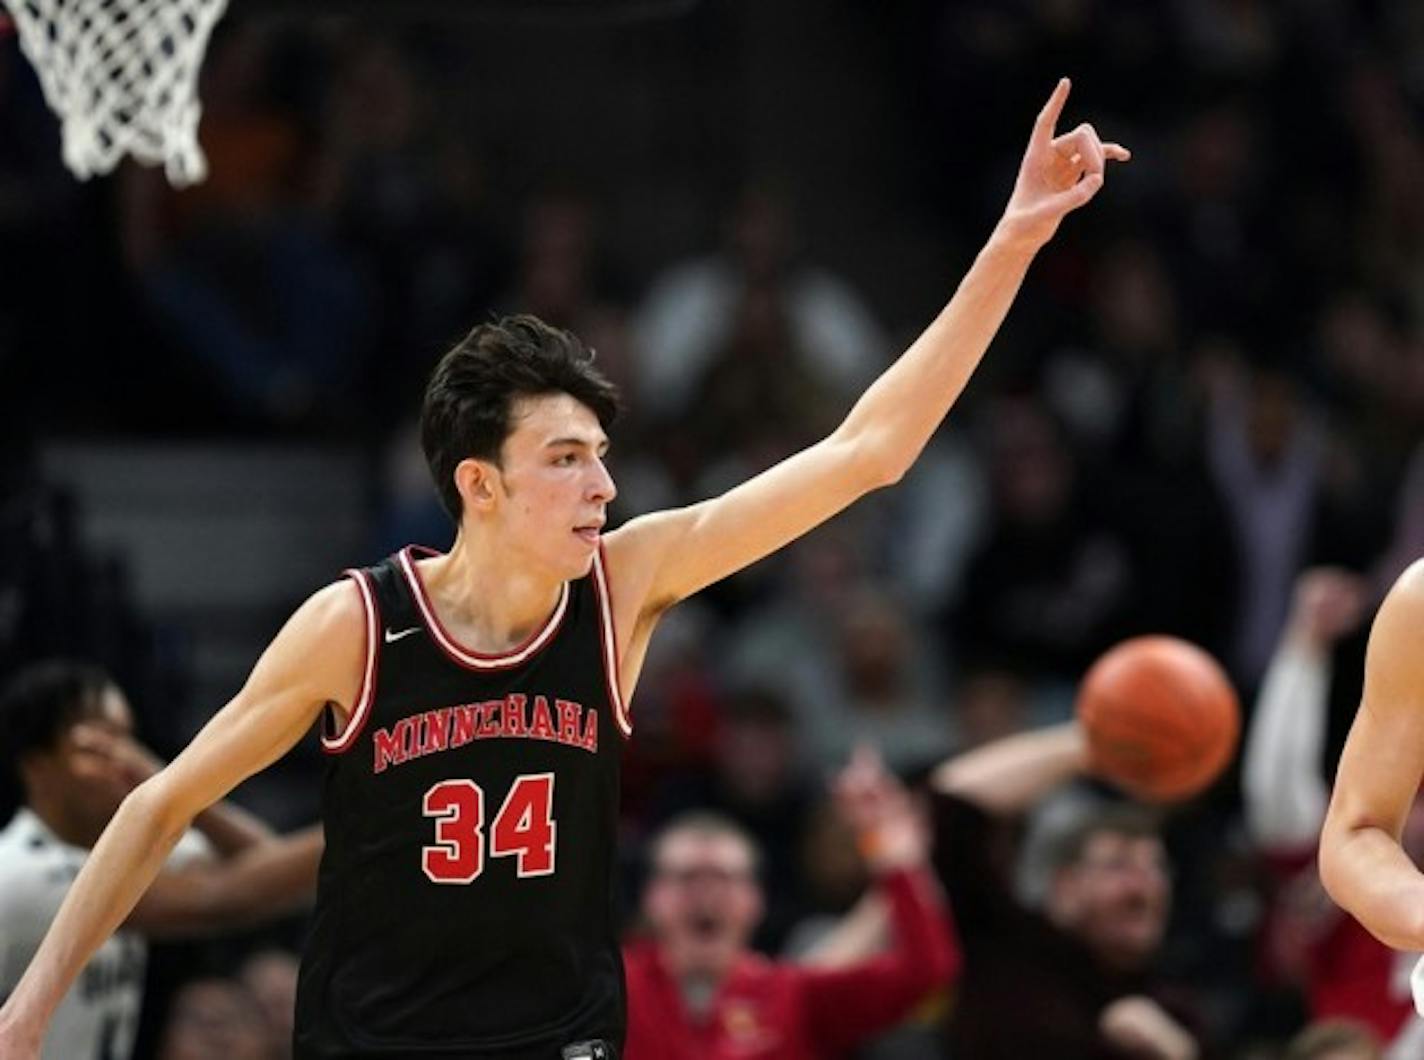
[0, 580, 363, 1055]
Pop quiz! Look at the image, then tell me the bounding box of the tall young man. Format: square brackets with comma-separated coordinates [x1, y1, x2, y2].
[0, 79, 1128, 1058]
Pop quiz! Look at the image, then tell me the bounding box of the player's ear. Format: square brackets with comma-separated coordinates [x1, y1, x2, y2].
[454, 458, 500, 513]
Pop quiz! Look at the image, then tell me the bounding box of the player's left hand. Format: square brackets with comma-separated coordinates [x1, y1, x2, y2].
[998, 78, 1131, 251]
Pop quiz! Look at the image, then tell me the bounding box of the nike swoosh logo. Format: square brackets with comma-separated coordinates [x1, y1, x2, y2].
[385, 627, 421, 644]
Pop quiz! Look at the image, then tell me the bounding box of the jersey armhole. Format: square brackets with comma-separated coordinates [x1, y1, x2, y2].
[592, 544, 633, 739]
[321, 569, 380, 754]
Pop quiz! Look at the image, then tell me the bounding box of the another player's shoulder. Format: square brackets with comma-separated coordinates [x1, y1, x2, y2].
[1390, 559, 1424, 604]
[1375, 559, 1424, 634]
[0, 812, 76, 918]
[1365, 560, 1424, 688]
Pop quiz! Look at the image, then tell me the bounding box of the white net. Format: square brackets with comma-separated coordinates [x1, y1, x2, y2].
[2, 0, 229, 185]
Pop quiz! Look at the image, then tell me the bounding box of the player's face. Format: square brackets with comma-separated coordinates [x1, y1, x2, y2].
[1052, 831, 1170, 969]
[490, 393, 616, 580]
[644, 832, 764, 976]
[28, 684, 138, 828]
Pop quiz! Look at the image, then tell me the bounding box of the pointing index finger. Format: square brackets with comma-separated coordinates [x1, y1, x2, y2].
[1034, 77, 1071, 142]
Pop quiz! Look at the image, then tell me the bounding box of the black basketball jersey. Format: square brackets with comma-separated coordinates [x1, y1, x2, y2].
[293, 545, 632, 1059]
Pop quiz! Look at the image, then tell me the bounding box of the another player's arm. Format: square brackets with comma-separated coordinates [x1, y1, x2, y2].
[931, 722, 1089, 818]
[605, 80, 1128, 621]
[187, 795, 280, 858]
[0, 581, 363, 1054]
[1319, 560, 1424, 950]
[72, 722, 278, 858]
[125, 824, 325, 940]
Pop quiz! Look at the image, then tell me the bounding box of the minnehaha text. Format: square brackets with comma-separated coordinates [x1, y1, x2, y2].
[371, 694, 598, 773]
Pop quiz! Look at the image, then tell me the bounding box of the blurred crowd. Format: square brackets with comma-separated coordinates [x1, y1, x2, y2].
[4, 0, 1424, 1056]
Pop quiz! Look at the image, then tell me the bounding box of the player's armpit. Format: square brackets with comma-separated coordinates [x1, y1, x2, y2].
[1319, 560, 1424, 949]
[127, 825, 324, 939]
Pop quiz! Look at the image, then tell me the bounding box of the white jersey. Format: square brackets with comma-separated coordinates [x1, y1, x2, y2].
[0, 809, 210, 1060]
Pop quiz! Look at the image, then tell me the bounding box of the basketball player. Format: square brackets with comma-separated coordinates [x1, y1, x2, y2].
[0, 660, 323, 1060]
[1243, 569, 1424, 1057]
[0, 79, 1129, 1059]
[1319, 561, 1424, 1004]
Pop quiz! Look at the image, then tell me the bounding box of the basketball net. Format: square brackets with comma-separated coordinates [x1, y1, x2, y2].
[2, 0, 228, 185]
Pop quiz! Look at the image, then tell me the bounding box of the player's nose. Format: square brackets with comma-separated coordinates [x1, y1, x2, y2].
[588, 458, 617, 503]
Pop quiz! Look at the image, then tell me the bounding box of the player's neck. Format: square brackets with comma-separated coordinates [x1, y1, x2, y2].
[419, 533, 566, 654]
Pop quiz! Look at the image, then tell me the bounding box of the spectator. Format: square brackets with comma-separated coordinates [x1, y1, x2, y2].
[124, 24, 373, 429]
[952, 664, 1031, 752]
[950, 393, 1136, 682]
[624, 748, 958, 1060]
[733, 578, 949, 774]
[647, 687, 814, 951]
[1205, 360, 1325, 686]
[158, 976, 278, 1060]
[632, 182, 887, 423]
[931, 722, 1200, 1059]
[239, 949, 300, 1060]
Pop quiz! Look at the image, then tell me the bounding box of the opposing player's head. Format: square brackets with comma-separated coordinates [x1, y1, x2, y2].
[1043, 804, 1170, 971]
[642, 813, 764, 978]
[0, 660, 137, 834]
[422, 315, 621, 578]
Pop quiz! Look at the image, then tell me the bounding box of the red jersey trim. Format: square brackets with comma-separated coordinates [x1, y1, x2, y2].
[398, 545, 570, 672]
[322, 569, 380, 754]
[592, 544, 632, 739]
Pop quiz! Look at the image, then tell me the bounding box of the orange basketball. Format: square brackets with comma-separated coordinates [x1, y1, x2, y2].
[1076, 635, 1240, 803]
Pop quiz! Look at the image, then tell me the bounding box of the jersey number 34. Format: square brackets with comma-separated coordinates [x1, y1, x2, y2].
[421, 773, 557, 883]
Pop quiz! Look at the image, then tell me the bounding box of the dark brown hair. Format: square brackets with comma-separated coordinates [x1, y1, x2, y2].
[420, 315, 621, 523]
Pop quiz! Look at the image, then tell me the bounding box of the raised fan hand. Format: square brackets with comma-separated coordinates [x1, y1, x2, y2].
[999, 78, 1131, 250]
[833, 745, 925, 871]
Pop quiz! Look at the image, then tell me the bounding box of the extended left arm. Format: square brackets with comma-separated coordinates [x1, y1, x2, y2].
[606, 80, 1128, 616]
